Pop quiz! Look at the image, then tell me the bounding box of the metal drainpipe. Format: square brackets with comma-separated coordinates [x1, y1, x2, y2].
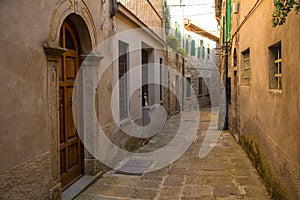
[181, 0, 185, 112]
[182, 57, 185, 111]
[223, 0, 229, 130]
[224, 42, 229, 130]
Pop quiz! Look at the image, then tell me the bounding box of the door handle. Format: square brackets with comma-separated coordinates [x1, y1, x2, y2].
[70, 96, 76, 105]
[59, 98, 63, 108]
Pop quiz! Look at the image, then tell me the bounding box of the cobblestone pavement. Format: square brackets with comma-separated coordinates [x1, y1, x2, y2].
[76, 109, 270, 200]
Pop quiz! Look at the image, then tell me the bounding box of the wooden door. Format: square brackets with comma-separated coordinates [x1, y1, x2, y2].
[59, 20, 83, 190]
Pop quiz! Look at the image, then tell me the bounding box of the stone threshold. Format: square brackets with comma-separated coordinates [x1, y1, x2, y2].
[62, 172, 102, 200]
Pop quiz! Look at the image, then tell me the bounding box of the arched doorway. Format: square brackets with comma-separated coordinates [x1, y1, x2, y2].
[45, 2, 99, 196]
[59, 19, 84, 189]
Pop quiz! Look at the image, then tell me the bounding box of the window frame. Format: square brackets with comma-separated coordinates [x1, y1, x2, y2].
[198, 77, 203, 95]
[269, 42, 282, 91]
[118, 40, 130, 121]
[186, 77, 192, 97]
[241, 48, 251, 86]
[159, 58, 164, 102]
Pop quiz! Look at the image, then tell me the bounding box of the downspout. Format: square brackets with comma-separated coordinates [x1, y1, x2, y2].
[182, 57, 185, 111]
[224, 0, 231, 130]
[181, 0, 185, 111]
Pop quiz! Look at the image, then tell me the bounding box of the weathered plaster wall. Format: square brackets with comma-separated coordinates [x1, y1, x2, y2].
[227, 1, 300, 199]
[113, 12, 165, 119]
[0, 1, 56, 198]
[0, 0, 113, 198]
[89, 5, 167, 169]
[0, 0, 53, 173]
[1, 0, 167, 198]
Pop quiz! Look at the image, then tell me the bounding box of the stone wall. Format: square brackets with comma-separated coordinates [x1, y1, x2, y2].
[185, 57, 220, 109]
[164, 51, 182, 116]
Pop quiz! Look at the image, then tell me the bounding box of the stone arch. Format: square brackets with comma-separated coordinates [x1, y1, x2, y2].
[47, 0, 97, 52]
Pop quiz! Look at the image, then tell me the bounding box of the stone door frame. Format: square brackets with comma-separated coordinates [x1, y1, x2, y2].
[43, 0, 102, 198]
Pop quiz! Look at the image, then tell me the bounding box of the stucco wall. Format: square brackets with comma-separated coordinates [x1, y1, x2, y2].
[227, 1, 300, 199]
[114, 12, 165, 121]
[86, 4, 167, 171]
[0, 0, 113, 198]
[0, 1, 56, 198]
[0, 0, 53, 173]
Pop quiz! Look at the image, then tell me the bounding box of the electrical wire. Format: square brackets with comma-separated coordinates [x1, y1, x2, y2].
[172, 12, 214, 17]
[168, 3, 214, 7]
[231, 0, 262, 41]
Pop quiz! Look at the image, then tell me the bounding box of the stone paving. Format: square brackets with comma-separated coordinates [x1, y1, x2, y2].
[76, 109, 270, 200]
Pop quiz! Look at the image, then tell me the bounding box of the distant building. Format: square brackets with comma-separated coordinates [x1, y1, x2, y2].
[215, 0, 300, 199]
[166, 0, 221, 109]
[183, 19, 220, 108]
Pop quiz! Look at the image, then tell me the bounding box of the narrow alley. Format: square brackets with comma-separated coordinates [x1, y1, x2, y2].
[75, 109, 270, 200]
[1, 0, 299, 199]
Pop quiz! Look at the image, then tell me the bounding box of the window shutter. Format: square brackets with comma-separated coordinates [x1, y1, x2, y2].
[185, 38, 189, 55]
[191, 40, 196, 56]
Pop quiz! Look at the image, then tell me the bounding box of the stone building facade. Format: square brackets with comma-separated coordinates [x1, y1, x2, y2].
[0, 0, 165, 199]
[163, 51, 183, 116]
[166, 2, 221, 111]
[183, 20, 220, 109]
[216, 0, 300, 199]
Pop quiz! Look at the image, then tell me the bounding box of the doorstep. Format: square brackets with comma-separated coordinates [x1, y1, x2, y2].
[62, 172, 102, 200]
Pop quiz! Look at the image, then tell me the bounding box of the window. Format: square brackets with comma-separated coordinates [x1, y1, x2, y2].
[198, 77, 203, 95]
[241, 48, 250, 86]
[186, 77, 191, 97]
[269, 42, 282, 90]
[118, 41, 129, 121]
[160, 58, 164, 102]
[207, 47, 210, 59]
[233, 48, 237, 67]
[199, 77, 210, 95]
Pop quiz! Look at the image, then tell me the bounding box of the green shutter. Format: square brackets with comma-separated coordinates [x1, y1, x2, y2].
[191, 40, 196, 56]
[226, 0, 231, 42]
[197, 47, 200, 58]
[164, 0, 170, 35]
[222, 16, 225, 45]
[176, 22, 181, 40]
[185, 38, 189, 55]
